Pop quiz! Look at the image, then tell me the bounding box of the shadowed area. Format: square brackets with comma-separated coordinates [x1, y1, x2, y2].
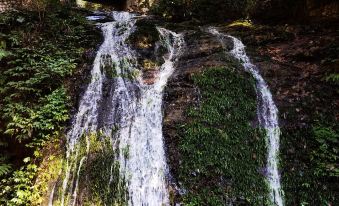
[77, 0, 128, 10]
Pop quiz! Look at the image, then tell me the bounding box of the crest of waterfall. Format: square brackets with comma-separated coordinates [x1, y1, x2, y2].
[50, 10, 184, 206]
[208, 28, 284, 206]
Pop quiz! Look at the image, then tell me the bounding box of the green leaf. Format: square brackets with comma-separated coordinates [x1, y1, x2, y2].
[0, 163, 12, 176]
[0, 48, 12, 60]
[23, 157, 31, 163]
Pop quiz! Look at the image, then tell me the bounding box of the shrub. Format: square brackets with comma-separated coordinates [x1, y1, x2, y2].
[0, 7, 100, 205]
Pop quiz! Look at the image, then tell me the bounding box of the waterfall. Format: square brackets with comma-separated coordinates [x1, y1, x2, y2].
[51, 10, 184, 206]
[117, 27, 184, 206]
[55, 11, 138, 206]
[208, 28, 284, 206]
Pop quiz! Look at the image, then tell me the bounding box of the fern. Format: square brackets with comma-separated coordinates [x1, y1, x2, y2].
[325, 73, 339, 85]
[0, 156, 12, 177]
[0, 163, 12, 177]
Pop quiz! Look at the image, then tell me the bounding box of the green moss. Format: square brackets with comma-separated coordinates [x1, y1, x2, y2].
[142, 59, 159, 70]
[176, 66, 269, 205]
[101, 57, 141, 81]
[280, 124, 338, 206]
[84, 135, 128, 206]
[228, 20, 254, 28]
[31, 140, 64, 205]
[127, 19, 160, 49]
[54, 132, 128, 206]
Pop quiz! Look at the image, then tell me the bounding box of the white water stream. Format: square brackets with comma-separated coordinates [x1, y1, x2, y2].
[118, 27, 184, 206]
[55, 11, 138, 206]
[209, 28, 284, 206]
[50, 11, 184, 206]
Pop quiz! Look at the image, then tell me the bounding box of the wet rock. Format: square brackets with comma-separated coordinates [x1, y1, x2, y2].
[142, 69, 158, 85]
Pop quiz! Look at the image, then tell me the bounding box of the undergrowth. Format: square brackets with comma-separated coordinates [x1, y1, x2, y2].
[0, 8, 100, 205]
[281, 119, 338, 205]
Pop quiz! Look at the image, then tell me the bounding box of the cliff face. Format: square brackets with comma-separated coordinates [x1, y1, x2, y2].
[130, 16, 338, 205]
[159, 21, 338, 205]
[224, 23, 339, 205]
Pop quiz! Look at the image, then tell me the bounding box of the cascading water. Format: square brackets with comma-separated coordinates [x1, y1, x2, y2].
[208, 28, 284, 206]
[54, 11, 138, 206]
[118, 28, 184, 206]
[50, 10, 184, 206]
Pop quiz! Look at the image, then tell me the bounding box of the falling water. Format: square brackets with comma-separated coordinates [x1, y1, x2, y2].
[209, 28, 284, 206]
[51, 10, 184, 206]
[55, 11, 138, 206]
[117, 27, 184, 206]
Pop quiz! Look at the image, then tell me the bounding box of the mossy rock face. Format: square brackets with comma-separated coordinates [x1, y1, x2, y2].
[126, 17, 167, 78]
[128, 17, 162, 51]
[164, 58, 269, 204]
[80, 135, 128, 206]
[216, 23, 339, 205]
[48, 132, 128, 206]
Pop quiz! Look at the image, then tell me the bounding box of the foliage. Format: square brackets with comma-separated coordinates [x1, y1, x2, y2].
[8, 159, 38, 205]
[151, 0, 256, 22]
[3, 88, 70, 143]
[0, 158, 12, 177]
[0, 49, 12, 61]
[176, 66, 269, 205]
[151, 0, 188, 21]
[0, 157, 36, 205]
[0, 141, 11, 177]
[281, 122, 338, 205]
[325, 73, 339, 85]
[252, 0, 339, 23]
[311, 126, 339, 177]
[0, 7, 100, 205]
[152, 0, 338, 23]
[0, 9, 94, 142]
